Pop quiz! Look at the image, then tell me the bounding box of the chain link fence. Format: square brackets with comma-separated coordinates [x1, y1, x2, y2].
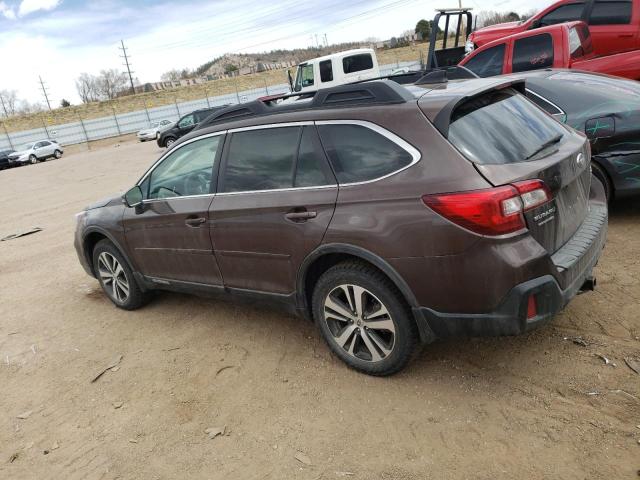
[0, 61, 418, 152]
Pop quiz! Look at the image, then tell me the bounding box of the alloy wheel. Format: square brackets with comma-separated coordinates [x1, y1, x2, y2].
[97, 252, 130, 303]
[323, 284, 396, 362]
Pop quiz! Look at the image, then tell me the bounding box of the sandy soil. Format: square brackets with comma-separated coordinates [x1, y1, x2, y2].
[0, 138, 639, 479]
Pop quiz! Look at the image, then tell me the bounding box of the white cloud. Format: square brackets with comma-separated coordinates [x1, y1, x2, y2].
[0, 1, 16, 19]
[18, 0, 61, 17]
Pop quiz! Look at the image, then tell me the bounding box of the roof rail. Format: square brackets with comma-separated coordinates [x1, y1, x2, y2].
[197, 80, 413, 129]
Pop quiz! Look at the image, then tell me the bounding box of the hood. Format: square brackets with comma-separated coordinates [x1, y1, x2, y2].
[472, 21, 522, 35]
[85, 194, 123, 211]
[9, 149, 29, 157]
[139, 127, 157, 134]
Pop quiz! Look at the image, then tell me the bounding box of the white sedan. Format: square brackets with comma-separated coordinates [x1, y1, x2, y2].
[137, 120, 174, 142]
[8, 140, 63, 165]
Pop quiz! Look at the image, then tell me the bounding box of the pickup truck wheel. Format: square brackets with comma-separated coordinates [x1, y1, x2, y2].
[29, 155, 38, 164]
[312, 261, 418, 376]
[591, 162, 612, 202]
[92, 239, 149, 310]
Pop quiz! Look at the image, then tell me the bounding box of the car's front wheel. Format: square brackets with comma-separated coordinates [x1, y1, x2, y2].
[164, 137, 176, 148]
[92, 239, 149, 310]
[312, 261, 418, 376]
[54, 149, 62, 159]
[29, 154, 37, 164]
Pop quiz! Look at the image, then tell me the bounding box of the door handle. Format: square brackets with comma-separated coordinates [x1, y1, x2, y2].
[185, 217, 207, 227]
[285, 210, 317, 222]
[618, 33, 634, 37]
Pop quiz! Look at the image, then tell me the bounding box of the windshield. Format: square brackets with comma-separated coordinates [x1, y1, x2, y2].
[22, 143, 34, 150]
[148, 122, 159, 128]
[448, 89, 567, 164]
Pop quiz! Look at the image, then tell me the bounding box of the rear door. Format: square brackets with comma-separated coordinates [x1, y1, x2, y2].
[210, 124, 337, 294]
[123, 133, 225, 286]
[585, 0, 637, 54]
[446, 88, 591, 254]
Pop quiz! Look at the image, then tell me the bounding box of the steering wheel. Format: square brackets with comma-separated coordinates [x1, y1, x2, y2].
[183, 172, 210, 196]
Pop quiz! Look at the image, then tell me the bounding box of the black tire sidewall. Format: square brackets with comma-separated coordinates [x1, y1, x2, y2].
[312, 264, 417, 376]
[591, 162, 611, 202]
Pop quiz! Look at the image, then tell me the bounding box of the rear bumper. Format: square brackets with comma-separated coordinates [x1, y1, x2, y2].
[415, 190, 608, 340]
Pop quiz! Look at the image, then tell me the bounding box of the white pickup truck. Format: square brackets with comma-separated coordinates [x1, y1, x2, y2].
[288, 48, 380, 94]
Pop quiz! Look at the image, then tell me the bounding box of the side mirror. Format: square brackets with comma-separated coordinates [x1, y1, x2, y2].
[529, 19, 541, 29]
[287, 69, 294, 92]
[124, 185, 143, 208]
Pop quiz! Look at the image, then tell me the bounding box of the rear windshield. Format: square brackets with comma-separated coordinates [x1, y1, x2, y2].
[448, 89, 567, 165]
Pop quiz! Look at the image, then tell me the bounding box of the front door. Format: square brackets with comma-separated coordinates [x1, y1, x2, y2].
[211, 125, 337, 294]
[123, 133, 224, 286]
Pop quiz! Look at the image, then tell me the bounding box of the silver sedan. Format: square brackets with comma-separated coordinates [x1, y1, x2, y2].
[137, 120, 174, 142]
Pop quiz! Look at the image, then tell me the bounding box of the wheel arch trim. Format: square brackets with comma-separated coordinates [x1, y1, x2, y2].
[82, 226, 137, 277]
[296, 243, 420, 312]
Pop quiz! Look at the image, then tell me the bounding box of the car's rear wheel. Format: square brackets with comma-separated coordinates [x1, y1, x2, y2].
[29, 155, 37, 164]
[591, 162, 612, 202]
[164, 137, 176, 148]
[312, 261, 418, 376]
[54, 149, 62, 159]
[92, 239, 149, 310]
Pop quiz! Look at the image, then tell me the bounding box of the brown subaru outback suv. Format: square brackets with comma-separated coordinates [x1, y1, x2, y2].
[74, 78, 608, 376]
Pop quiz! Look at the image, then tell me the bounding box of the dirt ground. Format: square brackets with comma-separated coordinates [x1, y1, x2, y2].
[0, 138, 639, 480]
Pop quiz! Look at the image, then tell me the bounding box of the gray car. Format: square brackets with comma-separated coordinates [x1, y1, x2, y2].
[137, 120, 174, 142]
[8, 140, 63, 165]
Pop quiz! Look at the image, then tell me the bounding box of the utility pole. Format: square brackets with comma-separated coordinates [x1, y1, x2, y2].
[39, 76, 52, 111]
[0, 94, 8, 117]
[119, 40, 136, 95]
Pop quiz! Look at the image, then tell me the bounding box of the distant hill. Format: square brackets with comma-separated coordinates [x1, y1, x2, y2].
[195, 42, 367, 77]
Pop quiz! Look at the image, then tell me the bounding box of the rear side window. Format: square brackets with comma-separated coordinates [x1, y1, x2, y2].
[320, 60, 333, 82]
[464, 44, 505, 77]
[589, 0, 632, 24]
[526, 90, 567, 121]
[513, 34, 554, 72]
[448, 90, 567, 165]
[540, 2, 585, 26]
[222, 127, 300, 192]
[318, 124, 414, 184]
[342, 54, 373, 74]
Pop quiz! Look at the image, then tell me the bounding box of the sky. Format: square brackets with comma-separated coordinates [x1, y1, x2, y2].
[0, 0, 553, 105]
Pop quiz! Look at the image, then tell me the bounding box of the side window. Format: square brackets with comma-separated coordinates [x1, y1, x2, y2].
[589, 0, 632, 25]
[342, 54, 374, 74]
[147, 135, 220, 199]
[178, 114, 195, 128]
[301, 64, 314, 88]
[317, 124, 414, 184]
[464, 44, 505, 77]
[319, 60, 333, 83]
[539, 2, 585, 26]
[525, 90, 566, 121]
[221, 127, 300, 192]
[294, 127, 333, 188]
[513, 34, 554, 72]
[569, 27, 584, 59]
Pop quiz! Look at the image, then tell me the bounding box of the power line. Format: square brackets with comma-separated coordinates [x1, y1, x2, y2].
[119, 40, 136, 94]
[38, 76, 52, 111]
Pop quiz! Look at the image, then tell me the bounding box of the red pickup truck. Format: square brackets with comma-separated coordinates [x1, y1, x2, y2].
[459, 21, 640, 80]
[467, 0, 640, 56]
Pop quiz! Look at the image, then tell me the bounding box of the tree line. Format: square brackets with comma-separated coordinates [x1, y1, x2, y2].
[75, 69, 132, 103]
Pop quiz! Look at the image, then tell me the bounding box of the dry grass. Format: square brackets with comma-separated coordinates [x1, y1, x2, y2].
[1, 44, 425, 133]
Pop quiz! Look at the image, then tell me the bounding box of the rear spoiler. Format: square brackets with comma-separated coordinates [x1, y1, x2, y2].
[432, 79, 526, 137]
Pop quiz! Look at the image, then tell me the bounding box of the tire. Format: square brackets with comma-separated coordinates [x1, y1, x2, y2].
[591, 162, 612, 202]
[164, 137, 176, 148]
[312, 260, 418, 376]
[92, 239, 149, 310]
[54, 149, 62, 159]
[29, 155, 37, 164]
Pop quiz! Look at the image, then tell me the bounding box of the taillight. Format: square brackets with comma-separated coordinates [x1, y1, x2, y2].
[422, 180, 551, 236]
